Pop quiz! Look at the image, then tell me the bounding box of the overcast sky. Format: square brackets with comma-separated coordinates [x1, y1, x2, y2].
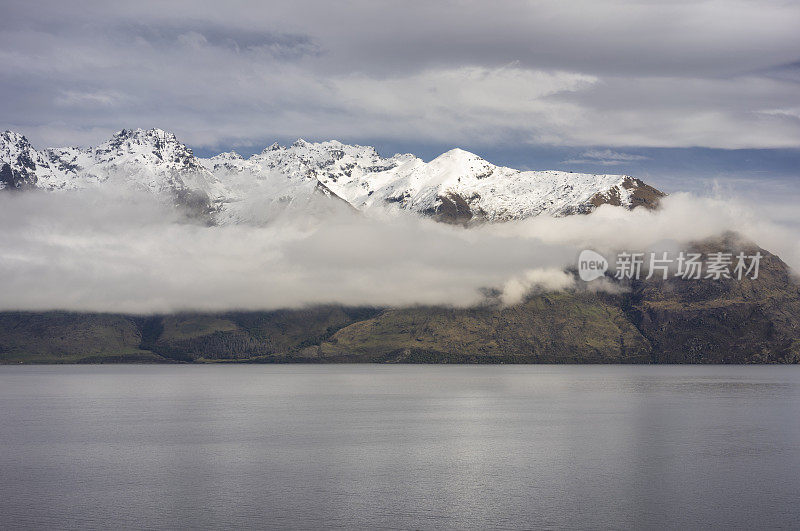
[1, 0, 798, 192]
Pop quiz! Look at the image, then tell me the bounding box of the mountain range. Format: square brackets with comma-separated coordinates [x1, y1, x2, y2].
[0, 128, 664, 224]
[3, 128, 799, 365]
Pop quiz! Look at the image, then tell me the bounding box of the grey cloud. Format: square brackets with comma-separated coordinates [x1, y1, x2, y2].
[3, 0, 798, 77]
[115, 22, 322, 60]
[0, 0, 798, 150]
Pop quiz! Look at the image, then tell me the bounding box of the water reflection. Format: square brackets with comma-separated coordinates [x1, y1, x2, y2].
[0, 365, 798, 529]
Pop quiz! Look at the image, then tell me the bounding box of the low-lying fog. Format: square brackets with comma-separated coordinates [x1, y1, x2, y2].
[0, 189, 797, 313]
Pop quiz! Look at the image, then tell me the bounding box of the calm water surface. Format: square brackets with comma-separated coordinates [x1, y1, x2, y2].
[1, 365, 798, 530]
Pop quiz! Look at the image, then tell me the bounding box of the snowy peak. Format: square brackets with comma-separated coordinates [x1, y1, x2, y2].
[216, 151, 243, 160]
[0, 130, 56, 190]
[109, 128, 183, 148]
[113, 127, 176, 142]
[307, 143, 664, 223]
[1, 131, 35, 169]
[262, 142, 283, 153]
[201, 151, 244, 171]
[242, 139, 410, 190]
[431, 147, 484, 163]
[425, 148, 497, 184]
[93, 128, 202, 171]
[102, 128, 184, 161]
[1, 130, 31, 153]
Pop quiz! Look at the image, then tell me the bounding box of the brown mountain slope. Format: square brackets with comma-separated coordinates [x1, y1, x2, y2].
[295, 293, 651, 363]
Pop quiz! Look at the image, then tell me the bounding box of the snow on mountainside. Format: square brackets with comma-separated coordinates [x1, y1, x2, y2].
[0, 131, 61, 190]
[0, 128, 664, 224]
[199, 141, 356, 224]
[1, 129, 226, 220]
[43, 129, 225, 197]
[317, 147, 661, 222]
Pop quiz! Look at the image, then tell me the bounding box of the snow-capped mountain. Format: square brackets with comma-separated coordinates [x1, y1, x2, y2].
[1, 128, 664, 224]
[1, 129, 226, 220]
[0, 131, 60, 190]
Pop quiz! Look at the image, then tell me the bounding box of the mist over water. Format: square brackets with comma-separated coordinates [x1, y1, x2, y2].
[0, 188, 798, 313]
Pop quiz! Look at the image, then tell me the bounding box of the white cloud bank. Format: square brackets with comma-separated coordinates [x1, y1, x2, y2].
[0, 190, 797, 313]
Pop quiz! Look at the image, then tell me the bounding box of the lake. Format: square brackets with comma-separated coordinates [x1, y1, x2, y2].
[1, 365, 798, 530]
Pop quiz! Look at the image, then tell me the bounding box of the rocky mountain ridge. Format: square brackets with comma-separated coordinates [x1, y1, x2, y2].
[1, 128, 664, 224]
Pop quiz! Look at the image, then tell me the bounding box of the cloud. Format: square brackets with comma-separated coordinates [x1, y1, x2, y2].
[501, 269, 575, 305]
[118, 22, 322, 60]
[759, 107, 800, 120]
[0, 0, 798, 150]
[0, 188, 798, 314]
[55, 90, 127, 108]
[563, 149, 649, 166]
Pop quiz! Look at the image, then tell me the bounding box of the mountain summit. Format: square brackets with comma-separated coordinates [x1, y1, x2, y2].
[0, 129, 664, 224]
